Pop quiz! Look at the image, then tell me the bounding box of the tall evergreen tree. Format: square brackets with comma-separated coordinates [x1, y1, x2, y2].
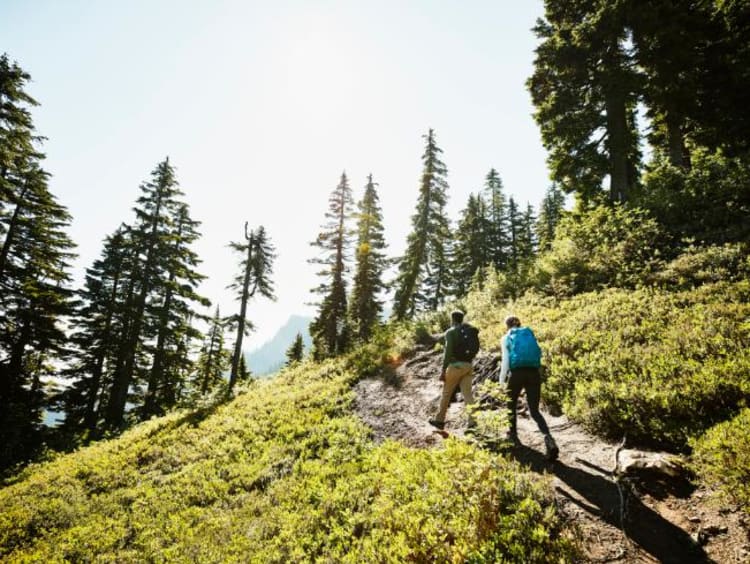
[518, 203, 537, 262]
[194, 307, 230, 396]
[392, 129, 452, 319]
[0, 54, 76, 468]
[451, 193, 490, 298]
[506, 197, 522, 276]
[528, 1, 641, 203]
[536, 184, 566, 252]
[309, 172, 353, 359]
[285, 333, 305, 366]
[141, 203, 208, 418]
[482, 168, 509, 270]
[60, 227, 130, 433]
[227, 224, 276, 394]
[349, 174, 387, 342]
[101, 158, 208, 429]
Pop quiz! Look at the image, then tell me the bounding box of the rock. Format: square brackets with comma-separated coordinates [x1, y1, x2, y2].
[616, 448, 685, 478]
[688, 515, 701, 523]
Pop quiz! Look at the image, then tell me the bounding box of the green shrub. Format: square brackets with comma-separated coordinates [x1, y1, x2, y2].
[639, 149, 750, 245]
[691, 408, 750, 515]
[532, 204, 664, 296]
[649, 243, 749, 289]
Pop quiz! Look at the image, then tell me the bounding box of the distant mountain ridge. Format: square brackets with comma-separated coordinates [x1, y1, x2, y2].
[245, 315, 312, 377]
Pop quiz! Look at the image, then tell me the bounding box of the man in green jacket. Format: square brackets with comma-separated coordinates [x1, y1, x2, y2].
[429, 310, 475, 430]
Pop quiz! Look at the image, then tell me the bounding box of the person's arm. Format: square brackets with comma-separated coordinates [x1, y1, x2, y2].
[441, 328, 454, 379]
[499, 333, 510, 383]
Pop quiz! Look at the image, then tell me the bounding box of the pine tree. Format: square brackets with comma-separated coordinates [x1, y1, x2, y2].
[392, 129, 452, 319]
[227, 224, 276, 394]
[528, 2, 641, 203]
[141, 203, 208, 418]
[506, 197, 522, 276]
[349, 174, 387, 342]
[60, 227, 130, 433]
[102, 158, 208, 428]
[482, 168, 509, 270]
[0, 54, 76, 468]
[194, 307, 230, 396]
[309, 172, 353, 359]
[285, 333, 305, 366]
[536, 184, 566, 252]
[451, 193, 490, 298]
[237, 354, 251, 382]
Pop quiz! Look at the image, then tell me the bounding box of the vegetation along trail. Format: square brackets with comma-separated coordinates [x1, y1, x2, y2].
[355, 347, 749, 563]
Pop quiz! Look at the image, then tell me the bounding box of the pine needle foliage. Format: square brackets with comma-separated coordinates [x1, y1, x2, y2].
[309, 172, 354, 359]
[349, 174, 388, 343]
[392, 129, 452, 319]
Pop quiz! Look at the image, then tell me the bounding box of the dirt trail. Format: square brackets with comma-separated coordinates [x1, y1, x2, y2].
[354, 348, 749, 563]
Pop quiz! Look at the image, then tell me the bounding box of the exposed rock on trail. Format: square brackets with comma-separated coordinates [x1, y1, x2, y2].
[353, 348, 749, 563]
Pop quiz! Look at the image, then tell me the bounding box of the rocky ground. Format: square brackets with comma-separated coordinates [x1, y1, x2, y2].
[354, 348, 749, 563]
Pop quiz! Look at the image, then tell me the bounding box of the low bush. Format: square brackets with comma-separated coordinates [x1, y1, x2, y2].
[691, 408, 750, 514]
[531, 204, 664, 297]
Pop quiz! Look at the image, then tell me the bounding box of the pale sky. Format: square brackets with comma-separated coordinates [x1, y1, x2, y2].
[2, 0, 550, 351]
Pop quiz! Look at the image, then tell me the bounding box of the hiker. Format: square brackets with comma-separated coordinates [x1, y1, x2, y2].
[500, 315, 558, 460]
[429, 310, 479, 430]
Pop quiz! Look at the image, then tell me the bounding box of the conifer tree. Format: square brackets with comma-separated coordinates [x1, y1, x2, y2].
[0, 54, 76, 468]
[285, 332, 305, 366]
[349, 174, 387, 342]
[528, 2, 641, 203]
[482, 168, 509, 270]
[142, 203, 208, 418]
[536, 184, 566, 252]
[451, 193, 490, 298]
[101, 158, 208, 429]
[392, 129, 452, 319]
[60, 227, 130, 432]
[309, 172, 353, 359]
[227, 224, 276, 394]
[194, 307, 229, 396]
[237, 354, 251, 382]
[507, 197, 522, 276]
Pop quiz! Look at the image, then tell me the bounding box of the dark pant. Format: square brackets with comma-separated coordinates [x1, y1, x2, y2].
[507, 367, 550, 436]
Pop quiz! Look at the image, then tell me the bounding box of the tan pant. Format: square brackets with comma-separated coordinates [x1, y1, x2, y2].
[435, 364, 474, 423]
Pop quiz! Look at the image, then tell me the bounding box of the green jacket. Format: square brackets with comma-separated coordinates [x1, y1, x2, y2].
[442, 324, 471, 372]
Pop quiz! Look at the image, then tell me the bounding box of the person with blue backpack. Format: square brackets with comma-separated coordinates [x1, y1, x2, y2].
[500, 315, 558, 461]
[429, 310, 479, 431]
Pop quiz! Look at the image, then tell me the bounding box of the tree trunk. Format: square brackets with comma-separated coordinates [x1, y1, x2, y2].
[229, 240, 253, 394]
[0, 183, 29, 283]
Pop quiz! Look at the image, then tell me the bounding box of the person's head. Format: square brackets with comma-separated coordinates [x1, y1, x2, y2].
[504, 315, 521, 329]
[451, 310, 465, 325]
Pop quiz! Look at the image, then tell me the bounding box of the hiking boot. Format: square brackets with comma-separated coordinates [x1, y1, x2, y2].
[428, 419, 445, 430]
[544, 434, 559, 461]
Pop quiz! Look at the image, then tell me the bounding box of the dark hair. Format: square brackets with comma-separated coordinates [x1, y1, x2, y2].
[504, 315, 521, 328]
[451, 310, 465, 324]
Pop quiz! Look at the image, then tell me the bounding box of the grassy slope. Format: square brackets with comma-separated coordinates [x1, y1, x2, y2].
[2, 279, 748, 561]
[0, 360, 576, 562]
[466, 280, 750, 450]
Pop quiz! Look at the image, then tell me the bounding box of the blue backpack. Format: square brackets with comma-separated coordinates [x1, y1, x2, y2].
[507, 327, 542, 369]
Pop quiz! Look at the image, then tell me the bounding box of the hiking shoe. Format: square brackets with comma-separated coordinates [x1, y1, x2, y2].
[544, 434, 559, 461]
[428, 419, 445, 430]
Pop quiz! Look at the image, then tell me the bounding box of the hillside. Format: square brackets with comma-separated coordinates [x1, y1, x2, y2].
[2, 280, 749, 562]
